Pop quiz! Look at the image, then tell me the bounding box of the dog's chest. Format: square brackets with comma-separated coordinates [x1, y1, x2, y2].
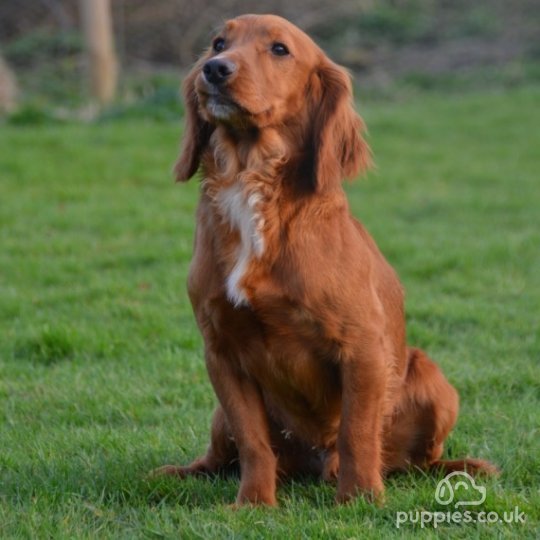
[215, 183, 265, 306]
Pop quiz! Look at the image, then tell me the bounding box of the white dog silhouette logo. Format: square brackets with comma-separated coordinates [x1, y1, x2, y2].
[435, 471, 486, 507]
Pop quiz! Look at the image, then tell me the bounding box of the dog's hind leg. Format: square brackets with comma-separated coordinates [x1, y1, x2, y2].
[383, 347, 458, 473]
[383, 347, 498, 476]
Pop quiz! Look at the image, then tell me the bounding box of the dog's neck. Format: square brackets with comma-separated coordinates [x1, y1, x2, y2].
[198, 123, 346, 306]
[199, 124, 289, 305]
[207, 125, 287, 177]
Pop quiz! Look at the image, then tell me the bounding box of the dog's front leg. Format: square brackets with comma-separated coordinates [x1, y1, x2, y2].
[336, 332, 386, 504]
[206, 348, 277, 506]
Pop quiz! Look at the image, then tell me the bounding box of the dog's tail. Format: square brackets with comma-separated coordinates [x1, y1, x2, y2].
[429, 458, 500, 476]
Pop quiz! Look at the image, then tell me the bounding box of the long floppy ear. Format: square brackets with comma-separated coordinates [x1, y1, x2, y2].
[303, 60, 371, 192]
[174, 61, 214, 182]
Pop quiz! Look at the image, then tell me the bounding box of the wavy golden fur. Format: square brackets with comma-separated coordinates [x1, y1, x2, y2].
[156, 14, 497, 506]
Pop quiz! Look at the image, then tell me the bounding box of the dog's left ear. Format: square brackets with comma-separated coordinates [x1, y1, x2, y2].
[304, 60, 371, 192]
[174, 61, 214, 182]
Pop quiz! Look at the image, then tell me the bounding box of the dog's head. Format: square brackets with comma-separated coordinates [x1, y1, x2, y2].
[175, 14, 370, 191]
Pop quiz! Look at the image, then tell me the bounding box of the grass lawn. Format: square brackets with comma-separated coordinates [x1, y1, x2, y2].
[1, 86, 539, 538]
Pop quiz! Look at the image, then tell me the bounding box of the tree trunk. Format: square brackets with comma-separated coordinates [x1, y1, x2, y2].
[80, 0, 118, 105]
[0, 55, 18, 114]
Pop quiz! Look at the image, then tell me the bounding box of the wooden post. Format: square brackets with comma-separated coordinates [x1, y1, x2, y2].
[80, 0, 118, 105]
[0, 55, 18, 113]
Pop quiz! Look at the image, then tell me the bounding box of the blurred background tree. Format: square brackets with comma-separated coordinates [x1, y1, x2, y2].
[0, 0, 538, 118]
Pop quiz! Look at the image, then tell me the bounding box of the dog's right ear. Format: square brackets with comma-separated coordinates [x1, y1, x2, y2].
[174, 61, 214, 182]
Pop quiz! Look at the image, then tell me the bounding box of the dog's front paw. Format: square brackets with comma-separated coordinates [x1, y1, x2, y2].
[336, 474, 384, 505]
[236, 483, 277, 507]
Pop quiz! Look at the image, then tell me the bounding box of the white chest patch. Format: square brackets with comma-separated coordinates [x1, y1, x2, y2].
[216, 184, 265, 306]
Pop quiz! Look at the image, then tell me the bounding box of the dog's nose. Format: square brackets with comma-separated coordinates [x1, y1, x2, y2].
[203, 58, 236, 85]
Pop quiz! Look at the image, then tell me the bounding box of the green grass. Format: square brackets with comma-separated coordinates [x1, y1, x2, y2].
[1, 86, 539, 538]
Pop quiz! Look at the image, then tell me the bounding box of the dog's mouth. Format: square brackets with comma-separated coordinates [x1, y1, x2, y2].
[198, 85, 244, 122]
[196, 78, 272, 128]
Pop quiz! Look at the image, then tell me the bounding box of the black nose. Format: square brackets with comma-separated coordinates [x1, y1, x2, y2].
[203, 58, 236, 85]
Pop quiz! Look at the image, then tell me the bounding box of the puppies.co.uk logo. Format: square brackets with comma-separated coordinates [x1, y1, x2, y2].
[396, 472, 526, 529]
[434, 471, 486, 507]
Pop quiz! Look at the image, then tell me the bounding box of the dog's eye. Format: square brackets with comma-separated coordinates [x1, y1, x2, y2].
[213, 38, 226, 53]
[271, 42, 289, 56]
